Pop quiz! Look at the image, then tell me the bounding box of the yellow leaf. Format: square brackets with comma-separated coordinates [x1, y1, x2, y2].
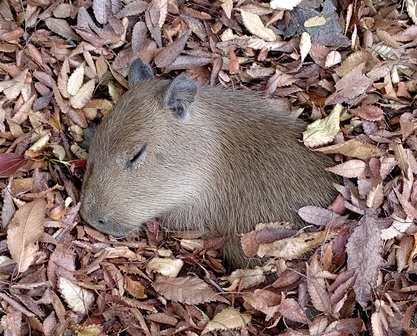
[303, 104, 342, 147]
[203, 308, 251, 333]
[314, 139, 380, 159]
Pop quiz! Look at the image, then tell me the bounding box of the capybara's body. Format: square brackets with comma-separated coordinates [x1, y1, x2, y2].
[80, 59, 338, 269]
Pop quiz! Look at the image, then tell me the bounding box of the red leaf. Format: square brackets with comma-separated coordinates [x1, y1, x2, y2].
[0, 153, 29, 178]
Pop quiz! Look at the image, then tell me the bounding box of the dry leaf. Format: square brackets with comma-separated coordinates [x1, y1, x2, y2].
[153, 276, 229, 304]
[45, 17, 80, 41]
[350, 105, 384, 121]
[270, 0, 303, 10]
[346, 213, 384, 307]
[67, 63, 85, 96]
[278, 298, 309, 324]
[326, 160, 366, 178]
[69, 79, 95, 109]
[326, 63, 373, 105]
[7, 198, 46, 273]
[202, 308, 251, 333]
[124, 276, 147, 299]
[58, 277, 95, 315]
[239, 10, 275, 42]
[93, 0, 109, 24]
[146, 258, 183, 277]
[303, 103, 342, 147]
[154, 30, 192, 68]
[257, 230, 335, 260]
[220, 0, 233, 19]
[314, 139, 380, 159]
[299, 32, 311, 63]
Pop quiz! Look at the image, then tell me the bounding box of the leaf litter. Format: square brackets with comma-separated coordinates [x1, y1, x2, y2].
[1, 0, 417, 334]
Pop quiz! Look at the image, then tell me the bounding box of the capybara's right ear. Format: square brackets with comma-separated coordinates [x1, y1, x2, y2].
[128, 58, 154, 87]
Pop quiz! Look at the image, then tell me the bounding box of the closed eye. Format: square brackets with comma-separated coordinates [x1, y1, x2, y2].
[126, 144, 147, 168]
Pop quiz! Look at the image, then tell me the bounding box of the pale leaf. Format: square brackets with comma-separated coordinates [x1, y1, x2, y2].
[371, 312, 384, 336]
[239, 10, 275, 42]
[116, 0, 147, 18]
[225, 267, 266, 289]
[298, 206, 341, 226]
[406, 0, 417, 23]
[221, 0, 233, 19]
[156, 0, 168, 27]
[131, 22, 147, 53]
[58, 277, 95, 315]
[7, 198, 46, 273]
[93, 0, 109, 24]
[153, 276, 229, 304]
[326, 160, 366, 178]
[203, 308, 251, 333]
[366, 183, 384, 209]
[67, 63, 85, 96]
[303, 104, 342, 147]
[69, 79, 95, 109]
[380, 217, 412, 240]
[325, 50, 342, 68]
[146, 258, 183, 277]
[27, 134, 50, 153]
[270, 0, 303, 10]
[257, 230, 336, 260]
[299, 32, 311, 63]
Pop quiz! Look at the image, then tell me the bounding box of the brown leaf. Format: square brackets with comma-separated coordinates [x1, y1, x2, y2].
[116, 0, 147, 18]
[242, 289, 281, 319]
[308, 276, 331, 313]
[131, 22, 147, 54]
[315, 139, 380, 160]
[7, 198, 46, 273]
[257, 230, 336, 260]
[124, 276, 147, 299]
[326, 63, 373, 105]
[346, 213, 384, 307]
[278, 298, 309, 324]
[350, 105, 384, 121]
[45, 18, 80, 41]
[154, 30, 192, 68]
[153, 276, 229, 304]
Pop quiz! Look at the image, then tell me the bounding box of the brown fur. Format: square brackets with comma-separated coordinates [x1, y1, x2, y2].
[80, 59, 338, 269]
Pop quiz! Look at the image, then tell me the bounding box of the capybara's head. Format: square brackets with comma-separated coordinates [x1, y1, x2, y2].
[80, 59, 213, 237]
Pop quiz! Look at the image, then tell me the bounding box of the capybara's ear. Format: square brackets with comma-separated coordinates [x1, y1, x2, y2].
[163, 74, 198, 120]
[128, 58, 154, 87]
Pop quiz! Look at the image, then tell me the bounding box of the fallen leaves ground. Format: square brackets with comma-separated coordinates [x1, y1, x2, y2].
[1, 0, 417, 335]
